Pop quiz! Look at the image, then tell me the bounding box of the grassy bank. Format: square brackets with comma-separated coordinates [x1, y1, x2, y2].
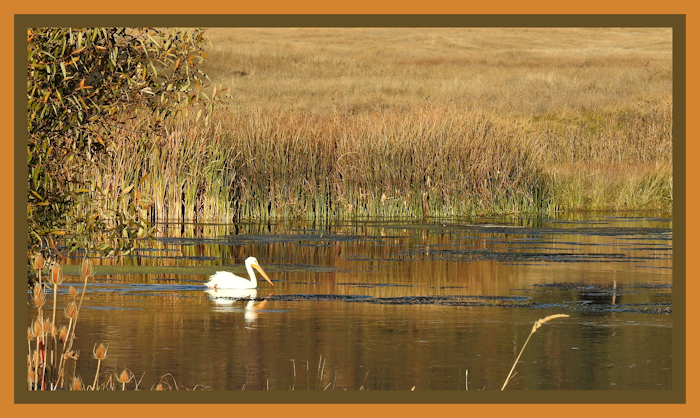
[82, 28, 673, 222]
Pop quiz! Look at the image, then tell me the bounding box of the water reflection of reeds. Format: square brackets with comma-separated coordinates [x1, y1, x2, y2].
[62, 215, 671, 287]
[41, 215, 671, 390]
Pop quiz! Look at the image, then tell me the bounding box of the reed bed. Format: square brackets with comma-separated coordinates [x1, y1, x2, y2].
[85, 100, 672, 222]
[77, 28, 672, 223]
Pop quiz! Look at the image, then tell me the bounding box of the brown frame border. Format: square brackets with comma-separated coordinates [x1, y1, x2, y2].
[9, 13, 688, 410]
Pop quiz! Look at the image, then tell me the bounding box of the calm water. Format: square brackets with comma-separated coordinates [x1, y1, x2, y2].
[29, 213, 673, 391]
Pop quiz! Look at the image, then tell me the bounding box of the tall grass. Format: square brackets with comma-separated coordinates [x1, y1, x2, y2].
[78, 28, 672, 223]
[88, 106, 555, 221]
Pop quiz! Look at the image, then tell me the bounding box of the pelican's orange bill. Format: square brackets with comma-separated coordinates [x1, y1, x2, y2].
[252, 264, 274, 286]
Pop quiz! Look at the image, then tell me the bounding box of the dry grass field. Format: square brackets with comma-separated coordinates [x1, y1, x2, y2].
[92, 28, 673, 221]
[203, 28, 671, 117]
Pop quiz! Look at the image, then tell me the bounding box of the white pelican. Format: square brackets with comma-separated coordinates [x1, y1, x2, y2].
[205, 256, 274, 289]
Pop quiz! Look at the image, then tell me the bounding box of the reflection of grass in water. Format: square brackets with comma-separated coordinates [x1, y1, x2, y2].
[57, 261, 342, 278]
[27, 263, 645, 390]
[28, 229, 668, 392]
[27, 257, 512, 391]
[52, 216, 671, 280]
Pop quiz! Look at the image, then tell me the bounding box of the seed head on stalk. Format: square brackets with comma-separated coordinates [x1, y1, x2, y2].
[47, 261, 65, 375]
[32, 284, 45, 308]
[48, 262, 64, 286]
[56, 261, 91, 389]
[117, 369, 133, 391]
[64, 301, 78, 320]
[58, 326, 68, 343]
[81, 257, 94, 278]
[501, 314, 570, 391]
[32, 252, 45, 271]
[93, 343, 108, 361]
[71, 376, 83, 391]
[91, 343, 108, 390]
[31, 318, 43, 340]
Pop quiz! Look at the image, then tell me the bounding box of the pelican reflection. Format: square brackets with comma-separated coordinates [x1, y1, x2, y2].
[204, 288, 272, 323]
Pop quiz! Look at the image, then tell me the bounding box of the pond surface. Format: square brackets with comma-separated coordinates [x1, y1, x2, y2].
[30, 213, 673, 391]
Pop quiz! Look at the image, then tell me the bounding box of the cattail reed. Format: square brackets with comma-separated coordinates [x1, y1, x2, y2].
[501, 314, 570, 391]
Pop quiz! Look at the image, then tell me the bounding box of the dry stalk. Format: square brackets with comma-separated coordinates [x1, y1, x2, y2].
[501, 314, 569, 391]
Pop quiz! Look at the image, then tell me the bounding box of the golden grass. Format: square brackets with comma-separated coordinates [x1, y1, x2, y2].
[501, 314, 570, 391]
[202, 28, 671, 117]
[80, 27, 672, 222]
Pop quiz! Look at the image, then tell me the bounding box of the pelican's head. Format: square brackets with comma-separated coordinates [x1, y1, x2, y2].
[245, 256, 274, 287]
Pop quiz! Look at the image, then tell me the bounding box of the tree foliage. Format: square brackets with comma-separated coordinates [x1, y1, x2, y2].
[27, 27, 221, 256]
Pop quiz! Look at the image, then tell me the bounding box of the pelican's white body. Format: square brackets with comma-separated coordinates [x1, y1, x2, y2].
[205, 257, 273, 289]
[205, 288, 258, 302]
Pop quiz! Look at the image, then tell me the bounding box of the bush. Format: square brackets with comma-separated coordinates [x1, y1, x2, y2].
[27, 27, 223, 256]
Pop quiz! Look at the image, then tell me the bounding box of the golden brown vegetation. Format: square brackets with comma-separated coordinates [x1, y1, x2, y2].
[85, 28, 673, 222]
[501, 314, 570, 390]
[28, 257, 91, 390]
[28, 258, 195, 391]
